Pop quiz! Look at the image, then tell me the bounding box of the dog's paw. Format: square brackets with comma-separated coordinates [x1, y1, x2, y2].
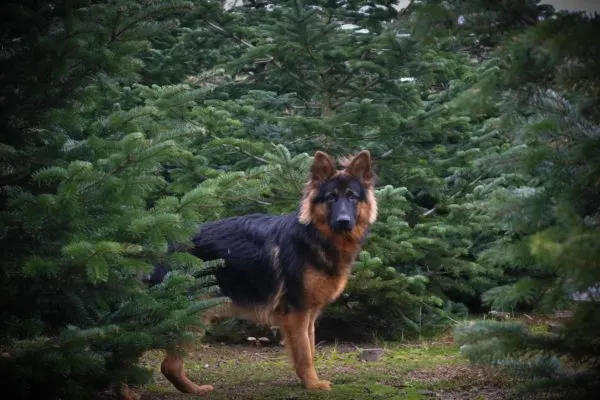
[306, 379, 332, 391]
[191, 384, 214, 395]
[117, 384, 141, 400]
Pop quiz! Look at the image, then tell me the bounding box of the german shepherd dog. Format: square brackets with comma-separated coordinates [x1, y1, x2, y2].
[155, 150, 377, 394]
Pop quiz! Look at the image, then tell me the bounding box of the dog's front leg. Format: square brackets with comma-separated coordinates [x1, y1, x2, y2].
[280, 310, 331, 391]
[308, 317, 316, 361]
[308, 308, 321, 360]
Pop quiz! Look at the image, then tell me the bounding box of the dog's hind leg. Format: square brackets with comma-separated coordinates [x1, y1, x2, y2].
[280, 311, 331, 391]
[160, 353, 214, 395]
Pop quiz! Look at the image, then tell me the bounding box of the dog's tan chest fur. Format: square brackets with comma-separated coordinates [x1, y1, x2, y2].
[303, 264, 351, 308]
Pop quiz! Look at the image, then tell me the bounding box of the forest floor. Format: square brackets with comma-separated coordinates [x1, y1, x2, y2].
[137, 332, 509, 400]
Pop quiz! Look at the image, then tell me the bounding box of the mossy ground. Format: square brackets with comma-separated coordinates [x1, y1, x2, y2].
[136, 333, 509, 400]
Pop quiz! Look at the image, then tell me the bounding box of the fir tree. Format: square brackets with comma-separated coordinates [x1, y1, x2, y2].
[193, 0, 493, 335]
[454, 11, 600, 399]
[0, 1, 233, 398]
[9, 2, 598, 397]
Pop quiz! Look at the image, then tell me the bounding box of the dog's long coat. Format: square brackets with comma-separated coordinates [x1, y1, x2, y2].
[157, 150, 377, 394]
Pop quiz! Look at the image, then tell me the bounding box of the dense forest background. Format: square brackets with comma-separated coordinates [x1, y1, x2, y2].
[1, 0, 598, 399]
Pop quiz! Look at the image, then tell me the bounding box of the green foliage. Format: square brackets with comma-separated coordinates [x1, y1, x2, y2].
[453, 11, 600, 399]
[0, 273, 219, 399]
[321, 251, 446, 341]
[455, 318, 599, 399]
[3, 0, 599, 398]
[0, 1, 228, 398]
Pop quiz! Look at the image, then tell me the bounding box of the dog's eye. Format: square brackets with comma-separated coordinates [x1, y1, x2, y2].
[326, 193, 337, 202]
[347, 192, 358, 202]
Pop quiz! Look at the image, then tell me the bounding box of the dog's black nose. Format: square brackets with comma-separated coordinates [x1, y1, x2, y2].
[336, 216, 352, 230]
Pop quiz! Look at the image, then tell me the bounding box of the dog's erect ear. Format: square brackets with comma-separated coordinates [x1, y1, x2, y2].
[310, 151, 336, 183]
[345, 150, 372, 182]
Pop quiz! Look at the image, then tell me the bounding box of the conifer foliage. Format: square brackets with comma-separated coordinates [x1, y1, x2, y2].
[2, 0, 599, 399]
[453, 11, 600, 399]
[0, 1, 223, 398]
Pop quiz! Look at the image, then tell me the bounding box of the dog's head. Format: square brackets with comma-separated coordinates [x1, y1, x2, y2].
[298, 150, 377, 234]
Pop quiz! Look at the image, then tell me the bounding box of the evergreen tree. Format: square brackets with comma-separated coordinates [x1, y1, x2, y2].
[8, 1, 599, 397]
[192, 0, 495, 336]
[454, 11, 600, 399]
[141, 0, 249, 85]
[374, 0, 563, 311]
[0, 1, 232, 398]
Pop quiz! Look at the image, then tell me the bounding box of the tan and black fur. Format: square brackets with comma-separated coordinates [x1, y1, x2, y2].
[151, 150, 377, 394]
